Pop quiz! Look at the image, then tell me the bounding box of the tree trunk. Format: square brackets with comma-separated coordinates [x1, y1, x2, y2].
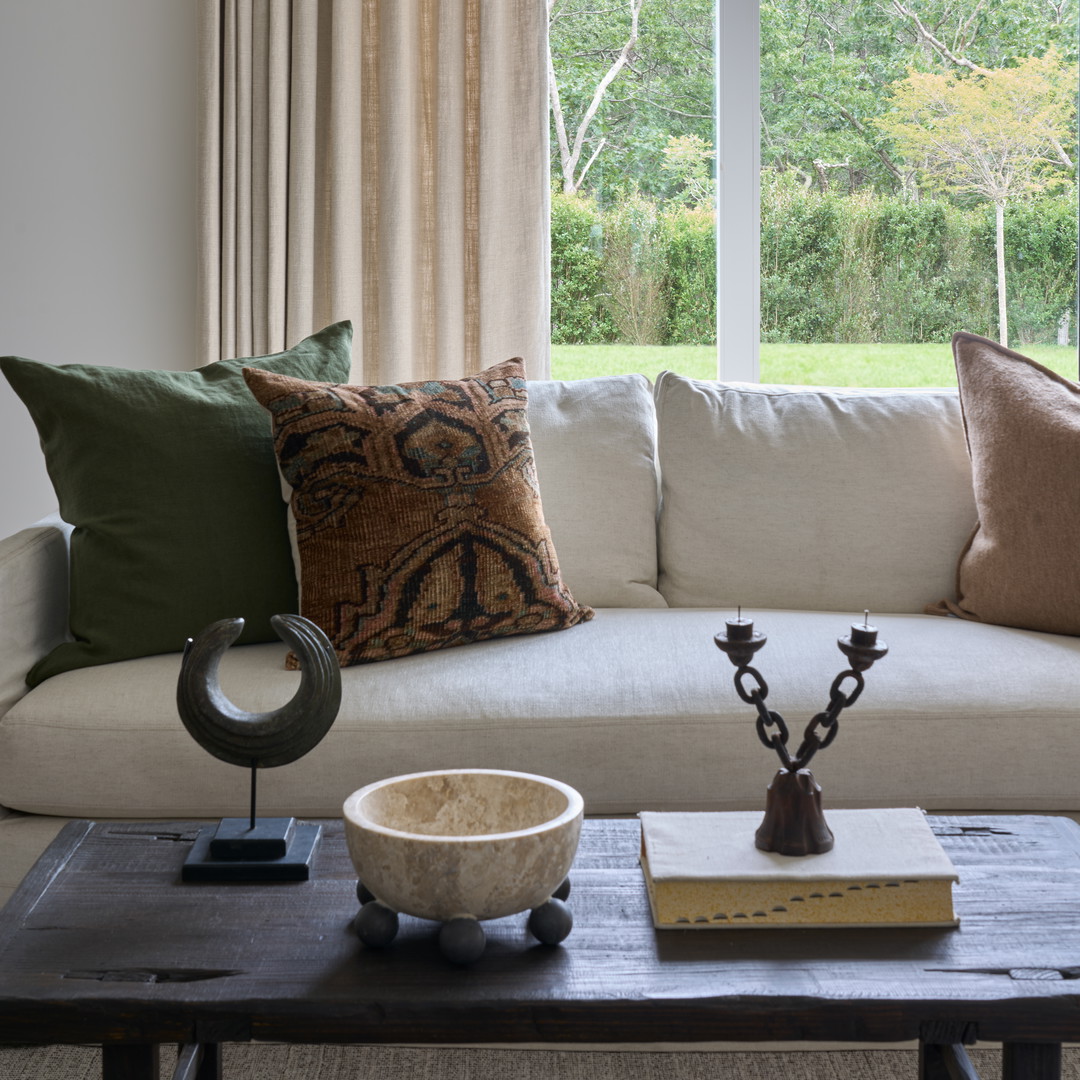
[995, 201, 1008, 348]
[548, 0, 642, 194]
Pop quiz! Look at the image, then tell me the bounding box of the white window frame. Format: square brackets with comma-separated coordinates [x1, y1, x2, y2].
[716, 0, 761, 382]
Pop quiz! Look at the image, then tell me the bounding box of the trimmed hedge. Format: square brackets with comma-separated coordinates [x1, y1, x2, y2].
[979, 194, 1079, 346]
[550, 192, 616, 344]
[551, 180, 1077, 346]
[663, 205, 717, 345]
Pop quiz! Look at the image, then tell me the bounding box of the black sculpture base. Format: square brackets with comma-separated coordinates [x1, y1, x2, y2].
[210, 816, 296, 860]
[182, 819, 320, 882]
[755, 769, 835, 856]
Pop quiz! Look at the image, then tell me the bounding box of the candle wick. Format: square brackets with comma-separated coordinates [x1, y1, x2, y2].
[738, 605, 742, 621]
[864, 609, 870, 627]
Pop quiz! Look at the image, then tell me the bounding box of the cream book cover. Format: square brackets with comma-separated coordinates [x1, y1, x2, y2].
[639, 808, 958, 929]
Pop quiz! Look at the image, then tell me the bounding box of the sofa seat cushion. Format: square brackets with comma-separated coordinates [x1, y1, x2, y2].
[655, 374, 977, 613]
[1, 610, 1075, 818]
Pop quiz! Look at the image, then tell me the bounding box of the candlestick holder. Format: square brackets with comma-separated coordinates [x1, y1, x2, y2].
[714, 612, 888, 856]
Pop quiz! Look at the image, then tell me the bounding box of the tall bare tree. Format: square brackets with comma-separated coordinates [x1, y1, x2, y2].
[548, 0, 644, 193]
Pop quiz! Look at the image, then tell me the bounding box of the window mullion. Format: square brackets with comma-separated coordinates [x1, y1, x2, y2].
[716, 0, 761, 382]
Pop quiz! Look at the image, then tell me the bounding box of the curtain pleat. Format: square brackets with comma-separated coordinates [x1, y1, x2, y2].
[285, 0, 318, 342]
[196, 1, 223, 366]
[197, 0, 551, 383]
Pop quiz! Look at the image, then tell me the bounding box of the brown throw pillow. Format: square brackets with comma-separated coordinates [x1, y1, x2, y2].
[928, 331, 1080, 634]
[243, 359, 593, 665]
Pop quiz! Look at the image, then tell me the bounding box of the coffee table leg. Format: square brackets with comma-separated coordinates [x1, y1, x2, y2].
[101, 1043, 160, 1079]
[919, 1042, 949, 1080]
[1002, 1043, 1061, 1080]
[195, 1044, 221, 1080]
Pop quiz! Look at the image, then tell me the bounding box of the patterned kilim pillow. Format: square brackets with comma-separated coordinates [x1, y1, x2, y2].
[243, 359, 593, 666]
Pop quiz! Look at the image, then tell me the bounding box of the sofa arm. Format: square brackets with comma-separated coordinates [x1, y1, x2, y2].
[0, 514, 71, 718]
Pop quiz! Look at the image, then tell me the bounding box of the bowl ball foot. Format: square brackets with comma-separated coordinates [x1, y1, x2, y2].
[354, 900, 399, 948]
[439, 917, 487, 964]
[527, 897, 573, 945]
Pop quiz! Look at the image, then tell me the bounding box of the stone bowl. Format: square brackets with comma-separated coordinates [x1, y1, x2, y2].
[343, 768, 584, 923]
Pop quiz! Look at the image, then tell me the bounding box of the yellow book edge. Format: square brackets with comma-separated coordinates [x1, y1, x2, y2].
[639, 809, 959, 930]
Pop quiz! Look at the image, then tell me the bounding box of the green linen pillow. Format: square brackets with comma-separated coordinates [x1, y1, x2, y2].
[1, 321, 353, 686]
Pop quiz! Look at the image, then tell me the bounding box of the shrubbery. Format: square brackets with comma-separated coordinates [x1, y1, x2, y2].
[602, 192, 668, 345]
[979, 194, 1079, 346]
[663, 204, 716, 345]
[551, 180, 1077, 346]
[549, 192, 615, 344]
[760, 175, 996, 345]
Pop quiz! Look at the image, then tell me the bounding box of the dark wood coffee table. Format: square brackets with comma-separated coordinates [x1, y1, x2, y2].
[0, 815, 1076, 1080]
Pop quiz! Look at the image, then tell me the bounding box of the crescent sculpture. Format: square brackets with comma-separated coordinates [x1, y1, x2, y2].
[177, 613, 342, 769]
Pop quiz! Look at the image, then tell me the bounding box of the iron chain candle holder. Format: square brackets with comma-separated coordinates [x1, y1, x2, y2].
[714, 610, 888, 856]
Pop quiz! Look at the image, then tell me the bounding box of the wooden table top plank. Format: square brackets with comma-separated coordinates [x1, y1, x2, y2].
[0, 815, 1077, 1047]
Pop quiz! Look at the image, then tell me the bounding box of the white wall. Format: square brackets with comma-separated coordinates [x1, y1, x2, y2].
[0, 0, 197, 538]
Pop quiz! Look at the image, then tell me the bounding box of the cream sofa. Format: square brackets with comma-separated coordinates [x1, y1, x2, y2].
[1, 371, 1078, 907]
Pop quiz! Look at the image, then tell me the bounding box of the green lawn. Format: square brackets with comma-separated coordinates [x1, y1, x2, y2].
[550, 342, 1080, 387]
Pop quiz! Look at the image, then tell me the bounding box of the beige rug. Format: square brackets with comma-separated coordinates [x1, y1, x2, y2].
[1, 1045, 1078, 1080]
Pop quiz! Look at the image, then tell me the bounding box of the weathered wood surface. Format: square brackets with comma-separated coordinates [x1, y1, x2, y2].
[0, 816, 1077, 1049]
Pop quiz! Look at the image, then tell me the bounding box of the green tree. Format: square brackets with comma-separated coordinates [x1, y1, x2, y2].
[548, 0, 714, 203]
[661, 133, 716, 205]
[874, 50, 1075, 345]
[548, 0, 644, 193]
[761, 0, 917, 192]
[760, 0, 1078, 194]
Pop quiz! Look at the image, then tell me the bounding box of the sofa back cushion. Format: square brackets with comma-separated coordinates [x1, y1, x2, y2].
[527, 374, 665, 608]
[655, 372, 976, 614]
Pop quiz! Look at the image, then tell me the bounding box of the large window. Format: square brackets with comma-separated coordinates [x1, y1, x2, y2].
[549, 0, 1079, 386]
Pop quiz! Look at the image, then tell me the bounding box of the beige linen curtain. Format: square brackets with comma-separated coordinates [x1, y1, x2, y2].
[197, 0, 551, 383]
